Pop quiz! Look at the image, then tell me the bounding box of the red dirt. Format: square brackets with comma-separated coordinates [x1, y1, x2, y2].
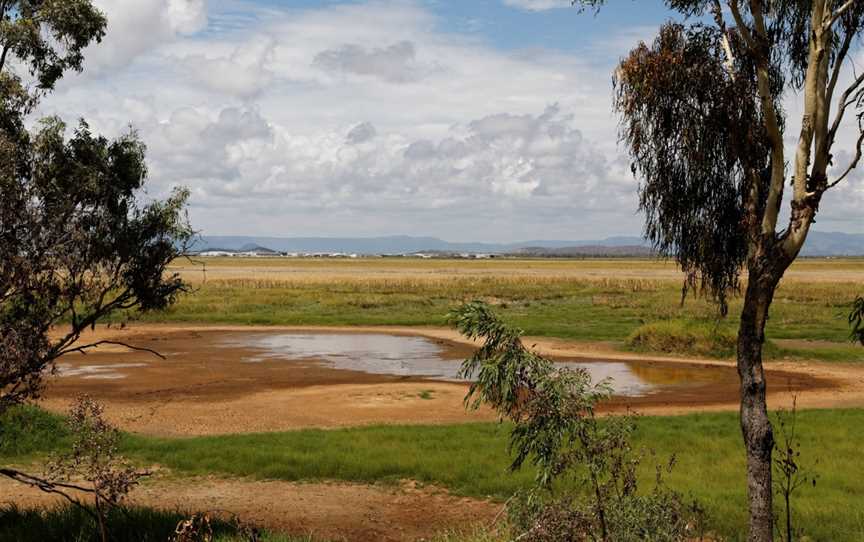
[38, 324, 840, 436]
[0, 475, 498, 542]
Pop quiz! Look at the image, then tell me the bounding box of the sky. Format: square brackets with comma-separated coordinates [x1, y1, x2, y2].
[35, 0, 864, 241]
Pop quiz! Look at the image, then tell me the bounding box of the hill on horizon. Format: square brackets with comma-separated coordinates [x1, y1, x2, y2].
[189, 232, 864, 257]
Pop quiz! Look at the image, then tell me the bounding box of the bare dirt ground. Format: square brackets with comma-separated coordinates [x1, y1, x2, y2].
[39, 324, 846, 436]
[0, 475, 498, 541]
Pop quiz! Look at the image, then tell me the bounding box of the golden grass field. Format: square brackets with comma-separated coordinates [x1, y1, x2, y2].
[171, 255, 864, 284]
[152, 256, 863, 364]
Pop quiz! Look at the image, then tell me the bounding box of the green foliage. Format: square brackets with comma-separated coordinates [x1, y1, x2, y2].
[614, 21, 772, 312]
[1, 117, 193, 413]
[508, 485, 699, 542]
[0, 0, 107, 102]
[850, 296, 864, 346]
[449, 301, 611, 485]
[451, 302, 699, 541]
[0, 404, 69, 459]
[0, 0, 193, 414]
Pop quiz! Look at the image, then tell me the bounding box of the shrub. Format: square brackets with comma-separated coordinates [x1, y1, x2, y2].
[626, 319, 737, 358]
[450, 302, 705, 541]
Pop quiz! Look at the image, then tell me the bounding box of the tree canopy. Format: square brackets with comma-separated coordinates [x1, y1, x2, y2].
[0, 0, 106, 100]
[0, 0, 193, 413]
[581, 1, 864, 309]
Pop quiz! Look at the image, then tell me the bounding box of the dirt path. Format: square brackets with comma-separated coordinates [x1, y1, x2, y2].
[0, 475, 498, 541]
[38, 323, 859, 436]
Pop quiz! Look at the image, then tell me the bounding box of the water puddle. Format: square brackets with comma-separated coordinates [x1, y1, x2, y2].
[221, 333, 718, 397]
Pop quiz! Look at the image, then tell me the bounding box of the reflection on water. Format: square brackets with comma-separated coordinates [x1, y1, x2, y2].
[222, 333, 717, 397]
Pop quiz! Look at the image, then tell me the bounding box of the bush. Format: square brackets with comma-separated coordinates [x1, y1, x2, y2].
[0, 504, 315, 542]
[0, 504, 209, 542]
[451, 302, 705, 542]
[626, 320, 737, 357]
[508, 488, 700, 542]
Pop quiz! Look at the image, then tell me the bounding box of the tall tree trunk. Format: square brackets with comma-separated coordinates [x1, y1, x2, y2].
[737, 269, 780, 542]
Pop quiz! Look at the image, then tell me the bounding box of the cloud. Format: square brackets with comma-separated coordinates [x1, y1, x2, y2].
[314, 41, 428, 83]
[137, 102, 631, 236]
[33, 0, 864, 240]
[85, 0, 208, 72]
[346, 122, 377, 144]
[184, 37, 276, 98]
[502, 0, 573, 11]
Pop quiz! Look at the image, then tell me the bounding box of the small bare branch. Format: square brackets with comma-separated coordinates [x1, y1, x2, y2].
[827, 71, 864, 146]
[827, 119, 864, 189]
[712, 1, 736, 80]
[0, 468, 101, 523]
[825, 0, 860, 31]
[0, 44, 10, 75]
[58, 340, 167, 360]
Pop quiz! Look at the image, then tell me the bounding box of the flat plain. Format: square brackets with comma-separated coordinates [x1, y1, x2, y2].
[7, 257, 864, 541]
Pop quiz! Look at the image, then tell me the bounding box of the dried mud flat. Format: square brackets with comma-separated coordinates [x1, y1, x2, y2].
[23, 323, 862, 541]
[40, 324, 845, 437]
[0, 475, 498, 542]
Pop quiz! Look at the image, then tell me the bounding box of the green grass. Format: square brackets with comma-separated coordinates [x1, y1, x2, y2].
[136, 258, 864, 362]
[123, 423, 527, 499]
[0, 405, 70, 460]
[121, 413, 864, 540]
[3, 406, 862, 540]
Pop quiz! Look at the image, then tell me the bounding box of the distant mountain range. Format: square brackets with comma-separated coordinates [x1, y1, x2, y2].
[190, 231, 864, 257]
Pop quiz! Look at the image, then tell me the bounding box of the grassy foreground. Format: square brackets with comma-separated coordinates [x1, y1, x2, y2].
[0, 505, 315, 542]
[3, 406, 862, 541]
[143, 257, 864, 362]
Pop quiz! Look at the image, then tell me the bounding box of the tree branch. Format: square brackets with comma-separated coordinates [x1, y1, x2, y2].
[825, 0, 859, 31]
[827, 71, 864, 147]
[57, 340, 167, 360]
[827, 115, 864, 189]
[826, 21, 855, 104]
[712, 0, 736, 80]
[0, 43, 10, 75]
[781, 1, 834, 259]
[729, 0, 787, 236]
[0, 468, 101, 523]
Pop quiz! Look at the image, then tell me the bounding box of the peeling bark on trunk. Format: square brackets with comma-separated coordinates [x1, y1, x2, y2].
[738, 267, 781, 542]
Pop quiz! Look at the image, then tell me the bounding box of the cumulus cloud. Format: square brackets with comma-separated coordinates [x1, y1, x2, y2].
[314, 41, 428, 83]
[185, 37, 276, 98]
[140, 103, 628, 230]
[34, 0, 864, 240]
[146, 107, 274, 188]
[85, 0, 208, 72]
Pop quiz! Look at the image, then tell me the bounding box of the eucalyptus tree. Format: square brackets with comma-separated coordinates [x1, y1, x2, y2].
[575, 1, 864, 540]
[0, 0, 193, 415]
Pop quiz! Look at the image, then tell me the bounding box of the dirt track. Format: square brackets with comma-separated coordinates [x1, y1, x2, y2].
[39, 324, 852, 436]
